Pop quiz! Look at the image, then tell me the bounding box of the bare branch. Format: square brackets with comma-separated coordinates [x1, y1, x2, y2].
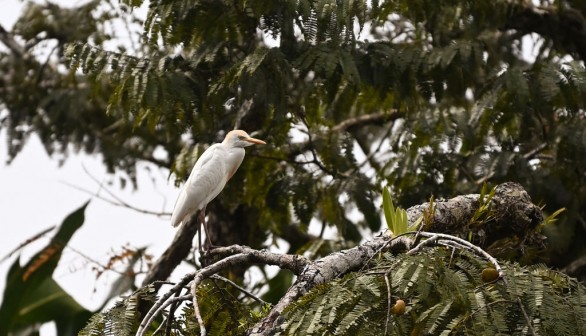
[332, 111, 403, 133]
[248, 182, 543, 335]
[505, 4, 586, 61]
[205, 245, 308, 275]
[0, 24, 24, 57]
[287, 110, 404, 159]
[0, 225, 55, 263]
[81, 164, 171, 217]
[137, 245, 308, 336]
[60, 180, 170, 217]
[210, 274, 269, 305]
[136, 272, 195, 336]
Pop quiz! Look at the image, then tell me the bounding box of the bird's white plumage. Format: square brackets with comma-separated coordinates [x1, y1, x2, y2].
[169, 130, 265, 228]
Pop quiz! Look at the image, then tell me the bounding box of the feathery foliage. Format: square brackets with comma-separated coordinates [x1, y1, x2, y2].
[280, 248, 586, 335]
[79, 285, 156, 336]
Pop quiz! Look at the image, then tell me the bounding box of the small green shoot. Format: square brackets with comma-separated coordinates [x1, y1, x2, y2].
[542, 207, 566, 226]
[383, 187, 415, 237]
[471, 183, 496, 224]
[422, 195, 436, 229]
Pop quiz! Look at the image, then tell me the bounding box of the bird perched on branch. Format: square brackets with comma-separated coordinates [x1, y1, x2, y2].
[170, 130, 266, 250]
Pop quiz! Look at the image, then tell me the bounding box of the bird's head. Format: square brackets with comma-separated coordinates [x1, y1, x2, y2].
[223, 130, 266, 148]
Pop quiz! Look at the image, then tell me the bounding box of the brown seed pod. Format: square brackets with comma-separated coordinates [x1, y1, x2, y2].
[481, 267, 500, 282]
[392, 299, 406, 315]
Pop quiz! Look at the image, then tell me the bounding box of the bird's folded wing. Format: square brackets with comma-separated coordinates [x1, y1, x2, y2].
[170, 145, 227, 227]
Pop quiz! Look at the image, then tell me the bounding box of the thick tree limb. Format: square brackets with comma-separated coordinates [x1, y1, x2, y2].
[407, 182, 544, 254]
[0, 23, 24, 57]
[141, 213, 199, 288]
[247, 182, 543, 335]
[506, 4, 586, 61]
[136, 183, 542, 335]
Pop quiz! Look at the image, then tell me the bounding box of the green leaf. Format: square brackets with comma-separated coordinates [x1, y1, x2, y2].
[383, 187, 395, 234]
[0, 201, 91, 335]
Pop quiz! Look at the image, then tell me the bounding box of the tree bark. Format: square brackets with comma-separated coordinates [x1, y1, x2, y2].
[141, 213, 199, 288]
[505, 4, 586, 61]
[247, 182, 543, 335]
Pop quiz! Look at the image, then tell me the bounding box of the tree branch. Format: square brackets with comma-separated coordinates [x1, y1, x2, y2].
[247, 235, 412, 335]
[505, 4, 586, 61]
[135, 182, 543, 335]
[136, 247, 309, 336]
[287, 110, 404, 159]
[248, 182, 543, 335]
[0, 24, 24, 57]
[141, 214, 200, 288]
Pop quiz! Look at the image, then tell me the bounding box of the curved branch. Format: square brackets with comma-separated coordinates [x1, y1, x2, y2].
[287, 110, 404, 159]
[505, 4, 586, 61]
[247, 182, 543, 335]
[136, 246, 309, 336]
[135, 182, 543, 336]
[0, 24, 24, 57]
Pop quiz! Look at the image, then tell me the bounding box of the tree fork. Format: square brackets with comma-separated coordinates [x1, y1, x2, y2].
[248, 182, 543, 335]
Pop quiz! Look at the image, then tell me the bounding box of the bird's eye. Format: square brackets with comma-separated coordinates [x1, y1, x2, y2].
[237, 135, 245, 140]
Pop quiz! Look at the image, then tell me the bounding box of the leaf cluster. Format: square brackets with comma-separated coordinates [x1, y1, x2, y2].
[280, 248, 586, 335]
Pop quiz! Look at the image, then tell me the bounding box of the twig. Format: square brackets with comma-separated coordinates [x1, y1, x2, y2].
[523, 143, 547, 160]
[138, 246, 307, 336]
[192, 280, 206, 336]
[210, 274, 269, 305]
[297, 113, 339, 177]
[59, 175, 170, 217]
[0, 225, 55, 263]
[190, 253, 259, 336]
[285, 110, 404, 164]
[384, 271, 392, 336]
[206, 245, 308, 275]
[406, 234, 440, 255]
[148, 292, 194, 335]
[332, 111, 402, 132]
[136, 272, 195, 336]
[344, 121, 394, 176]
[65, 245, 134, 276]
[83, 164, 171, 217]
[152, 316, 167, 335]
[164, 291, 182, 336]
[414, 232, 503, 276]
[410, 232, 537, 336]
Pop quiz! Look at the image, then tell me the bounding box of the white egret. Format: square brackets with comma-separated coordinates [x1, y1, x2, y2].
[170, 130, 266, 250]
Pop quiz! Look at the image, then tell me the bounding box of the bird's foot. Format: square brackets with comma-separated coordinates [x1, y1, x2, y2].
[203, 243, 219, 251]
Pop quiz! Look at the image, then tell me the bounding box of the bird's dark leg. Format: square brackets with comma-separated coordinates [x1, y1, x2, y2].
[200, 205, 217, 251]
[197, 209, 205, 253]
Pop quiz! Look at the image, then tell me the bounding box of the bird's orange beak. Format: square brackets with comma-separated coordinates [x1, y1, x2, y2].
[245, 137, 266, 145]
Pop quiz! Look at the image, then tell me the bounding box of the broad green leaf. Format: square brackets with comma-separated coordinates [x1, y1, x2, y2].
[0, 201, 91, 335]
